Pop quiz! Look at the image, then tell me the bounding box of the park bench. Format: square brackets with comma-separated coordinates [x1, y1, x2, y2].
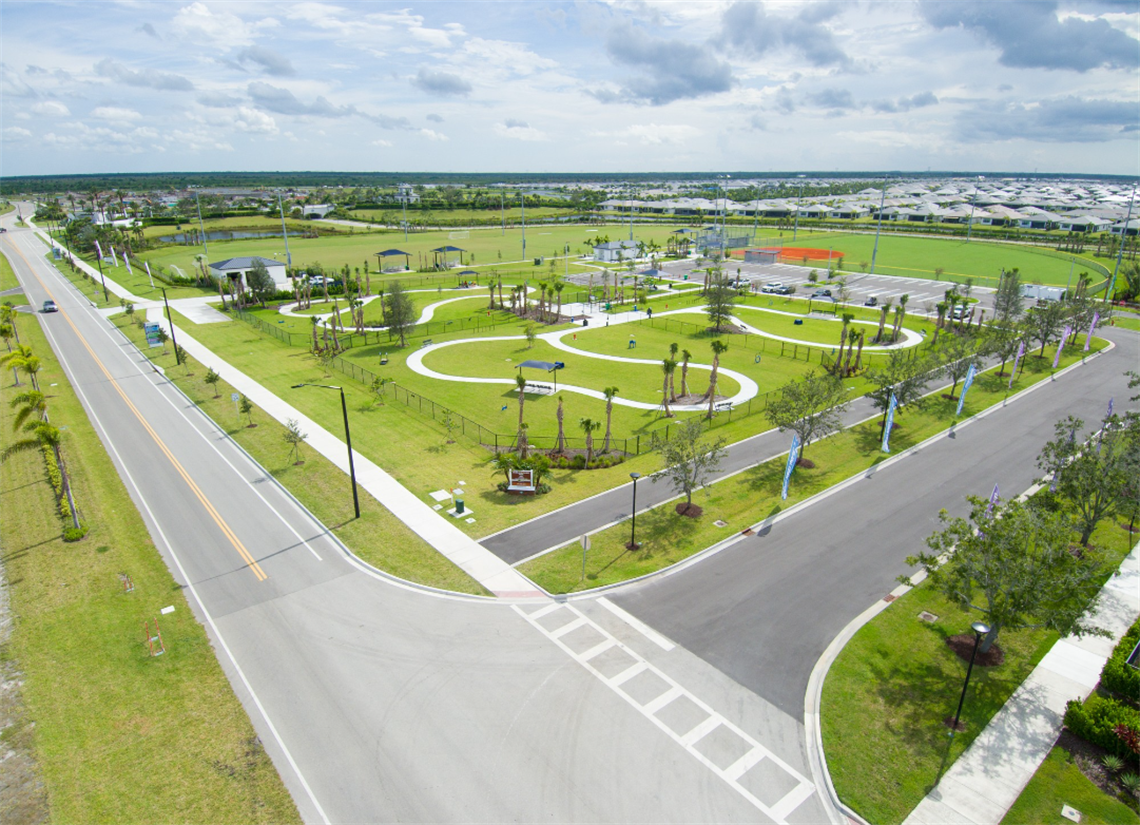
[421, 339, 434, 348]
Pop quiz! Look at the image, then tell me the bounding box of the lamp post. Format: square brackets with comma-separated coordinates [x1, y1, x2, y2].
[869, 184, 887, 275]
[965, 176, 984, 244]
[291, 383, 360, 518]
[628, 472, 641, 549]
[949, 621, 991, 736]
[160, 288, 181, 366]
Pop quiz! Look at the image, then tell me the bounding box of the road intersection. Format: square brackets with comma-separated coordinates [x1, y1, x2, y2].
[4, 210, 1136, 824]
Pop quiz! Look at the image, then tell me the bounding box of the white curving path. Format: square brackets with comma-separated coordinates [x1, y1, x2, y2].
[405, 327, 759, 413]
[276, 288, 501, 328]
[729, 304, 924, 350]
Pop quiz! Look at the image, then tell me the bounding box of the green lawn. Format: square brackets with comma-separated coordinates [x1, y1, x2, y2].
[1110, 315, 1140, 333]
[0, 261, 302, 823]
[757, 229, 1105, 290]
[518, 339, 1107, 593]
[821, 509, 1136, 825]
[110, 312, 488, 596]
[41, 251, 118, 308]
[1002, 745, 1139, 825]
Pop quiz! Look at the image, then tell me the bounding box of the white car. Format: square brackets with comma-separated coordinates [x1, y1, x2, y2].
[761, 282, 784, 293]
[42, 300, 58, 313]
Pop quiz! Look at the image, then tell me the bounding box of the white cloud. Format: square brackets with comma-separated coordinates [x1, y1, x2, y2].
[3, 126, 32, 140]
[419, 128, 449, 141]
[90, 106, 143, 122]
[234, 106, 278, 134]
[171, 2, 256, 49]
[599, 123, 702, 146]
[32, 100, 70, 116]
[494, 121, 548, 142]
[372, 138, 393, 147]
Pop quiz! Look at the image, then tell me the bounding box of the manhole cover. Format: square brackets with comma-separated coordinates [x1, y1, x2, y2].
[918, 611, 939, 623]
[714, 520, 728, 528]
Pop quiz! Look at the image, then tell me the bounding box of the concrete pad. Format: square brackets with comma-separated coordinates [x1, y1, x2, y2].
[933, 773, 1010, 822]
[1037, 641, 1105, 690]
[904, 798, 976, 825]
[428, 489, 452, 502]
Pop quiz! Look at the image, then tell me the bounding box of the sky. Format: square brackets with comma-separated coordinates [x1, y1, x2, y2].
[2, 0, 1138, 177]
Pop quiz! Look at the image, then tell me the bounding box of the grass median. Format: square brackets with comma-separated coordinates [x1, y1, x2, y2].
[110, 311, 489, 596]
[518, 339, 1109, 593]
[0, 281, 302, 823]
[821, 513, 1136, 825]
[1001, 744, 1139, 825]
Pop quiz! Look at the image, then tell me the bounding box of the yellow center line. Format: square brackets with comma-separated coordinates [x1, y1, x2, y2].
[8, 239, 268, 581]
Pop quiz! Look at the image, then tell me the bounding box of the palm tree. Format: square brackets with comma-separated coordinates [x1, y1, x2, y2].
[553, 281, 565, 322]
[661, 359, 676, 418]
[843, 326, 859, 376]
[0, 304, 21, 346]
[0, 321, 13, 354]
[932, 302, 948, 346]
[836, 313, 853, 375]
[892, 294, 909, 342]
[668, 343, 679, 401]
[579, 417, 601, 466]
[853, 330, 865, 373]
[875, 301, 891, 343]
[515, 374, 530, 457]
[1, 345, 40, 390]
[490, 451, 517, 487]
[516, 422, 530, 460]
[2, 418, 79, 529]
[10, 389, 48, 430]
[705, 340, 729, 418]
[680, 349, 692, 397]
[602, 386, 619, 453]
[554, 395, 566, 454]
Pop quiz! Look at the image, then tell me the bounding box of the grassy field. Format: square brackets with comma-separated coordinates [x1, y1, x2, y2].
[140, 214, 352, 242]
[821, 513, 1136, 825]
[0, 257, 302, 822]
[518, 338, 1107, 593]
[347, 205, 574, 224]
[1001, 745, 1139, 825]
[41, 251, 118, 308]
[109, 313, 487, 596]
[763, 228, 1103, 289]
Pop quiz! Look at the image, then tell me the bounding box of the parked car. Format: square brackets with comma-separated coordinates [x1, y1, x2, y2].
[863, 296, 878, 307]
[761, 282, 783, 293]
[952, 304, 968, 319]
[811, 289, 832, 298]
[42, 300, 58, 313]
[774, 285, 794, 295]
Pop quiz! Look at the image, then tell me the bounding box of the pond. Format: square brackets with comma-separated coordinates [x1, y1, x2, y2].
[158, 230, 284, 243]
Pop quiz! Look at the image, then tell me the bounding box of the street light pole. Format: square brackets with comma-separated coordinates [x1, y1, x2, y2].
[965, 176, 983, 244]
[292, 383, 360, 518]
[870, 184, 887, 275]
[628, 472, 641, 549]
[1106, 184, 1136, 303]
[160, 288, 181, 366]
[949, 621, 991, 736]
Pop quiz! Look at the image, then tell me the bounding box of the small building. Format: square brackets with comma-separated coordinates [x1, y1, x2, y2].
[302, 204, 335, 219]
[1021, 283, 1067, 303]
[593, 240, 641, 263]
[209, 256, 288, 291]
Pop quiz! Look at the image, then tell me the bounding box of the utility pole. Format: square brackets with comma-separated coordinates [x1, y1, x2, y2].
[521, 192, 526, 262]
[277, 194, 292, 267]
[194, 192, 209, 261]
[870, 185, 887, 275]
[1106, 184, 1136, 303]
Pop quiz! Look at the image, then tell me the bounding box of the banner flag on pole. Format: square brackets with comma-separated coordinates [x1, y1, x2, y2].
[987, 483, 1000, 513]
[94, 239, 104, 261]
[1084, 311, 1099, 351]
[881, 392, 897, 453]
[110, 247, 119, 267]
[144, 261, 155, 288]
[781, 434, 801, 500]
[124, 254, 133, 276]
[1107, 397, 1114, 419]
[1008, 341, 1025, 389]
[955, 363, 977, 417]
[1053, 325, 1070, 369]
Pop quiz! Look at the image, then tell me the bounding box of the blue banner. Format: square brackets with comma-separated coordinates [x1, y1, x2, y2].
[882, 392, 897, 453]
[955, 363, 977, 417]
[1008, 341, 1024, 389]
[781, 434, 801, 500]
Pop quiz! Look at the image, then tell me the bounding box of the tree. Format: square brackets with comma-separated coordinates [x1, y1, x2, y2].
[903, 496, 1106, 654]
[239, 394, 254, 427]
[525, 323, 537, 349]
[155, 327, 169, 354]
[937, 333, 983, 400]
[1024, 300, 1067, 357]
[661, 359, 676, 418]
[245, 259, 276, 307]
[764, 371, 849, 461]
[668, 343, 679, 401]
[9, 389, 48, 432]
[554, 395, 566, 453]
[383, 280, 416, 347]
[602, 386, 619, 453]
[0, 345, 40, 390]
[993, 268, 1024, 323]
[370, 376, 392, 407]
[703, 339, 729, 420]
[874, 300, 892, 343]
[866, 348, 941, 437]
[579, 417, 601, 466]
[284, 417, 307, 464]
[1037, 415, 1131, 546]
[890, 293, 909, 342]
[514, 374, 529, 457]
[650, 418, 727, 511]
[204, 367, 221, 398]
[679, 349, 692, 398]
[705, 269, 736, 331]
[984, 322, 1024, 377]
[490, 451, 518, 487]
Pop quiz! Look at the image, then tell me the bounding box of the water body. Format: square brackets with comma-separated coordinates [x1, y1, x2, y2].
[158, 230, 283, 243]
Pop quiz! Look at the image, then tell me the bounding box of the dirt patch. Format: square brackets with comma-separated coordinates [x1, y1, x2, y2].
[796, 457, 816, 469]
[1058, 730, 1140, 807]
[946, 633, 1005, 667]
[941, 393, 959, 401]
[676, 502, 703, 518]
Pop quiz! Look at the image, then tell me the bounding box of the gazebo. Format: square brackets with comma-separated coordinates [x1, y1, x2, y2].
[430, 245, 466, 269]
[457, 269, 479, 286]
[375, 249, 411, 272]
[516, 359, 565, 393]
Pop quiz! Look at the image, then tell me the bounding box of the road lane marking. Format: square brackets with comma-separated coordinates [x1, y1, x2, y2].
[9, 240, 268, 581]
[514, 602, 815, 823]
[598, 596, 676, 650]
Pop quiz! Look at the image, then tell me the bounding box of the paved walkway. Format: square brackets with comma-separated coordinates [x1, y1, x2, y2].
[903, 541, 1140, 825]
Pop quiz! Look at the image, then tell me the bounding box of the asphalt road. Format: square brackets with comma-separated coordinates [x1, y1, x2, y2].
[3, 216, 830, 824]
[612, 326, 1138, 718]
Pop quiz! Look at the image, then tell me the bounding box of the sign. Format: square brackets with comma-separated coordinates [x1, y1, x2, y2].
[781, 434, 800, 500]
[508, 468, 535, 492]
[144, 321, 162, 348]
[231, 393, 240, 402]
[955, 363, 976, 417]
[881, 392, 897, 453]
[580, 535, 591, 551]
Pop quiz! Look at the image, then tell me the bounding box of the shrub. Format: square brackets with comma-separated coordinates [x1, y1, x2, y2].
[1064, 694, 1140, 760]
[62, 524, 89, 542]
[1102, 619, 1140, 702]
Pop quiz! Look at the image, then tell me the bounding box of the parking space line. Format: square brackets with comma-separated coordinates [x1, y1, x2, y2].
[513, 603, 816, 823]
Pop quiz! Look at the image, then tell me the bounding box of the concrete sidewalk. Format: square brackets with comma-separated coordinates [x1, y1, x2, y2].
[904, 541, 1140, 825]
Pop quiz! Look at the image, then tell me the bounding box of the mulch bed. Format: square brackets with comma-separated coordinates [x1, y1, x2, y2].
[946, 633, 1005, 667]
[676, 502, 703, 518]
[796, 457, 816, 469]
[1057, 730, 1140, 805]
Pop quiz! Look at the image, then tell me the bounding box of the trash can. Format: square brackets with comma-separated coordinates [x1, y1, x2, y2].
[582, 318, 589, 326]
[455, 497, 465, 514]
